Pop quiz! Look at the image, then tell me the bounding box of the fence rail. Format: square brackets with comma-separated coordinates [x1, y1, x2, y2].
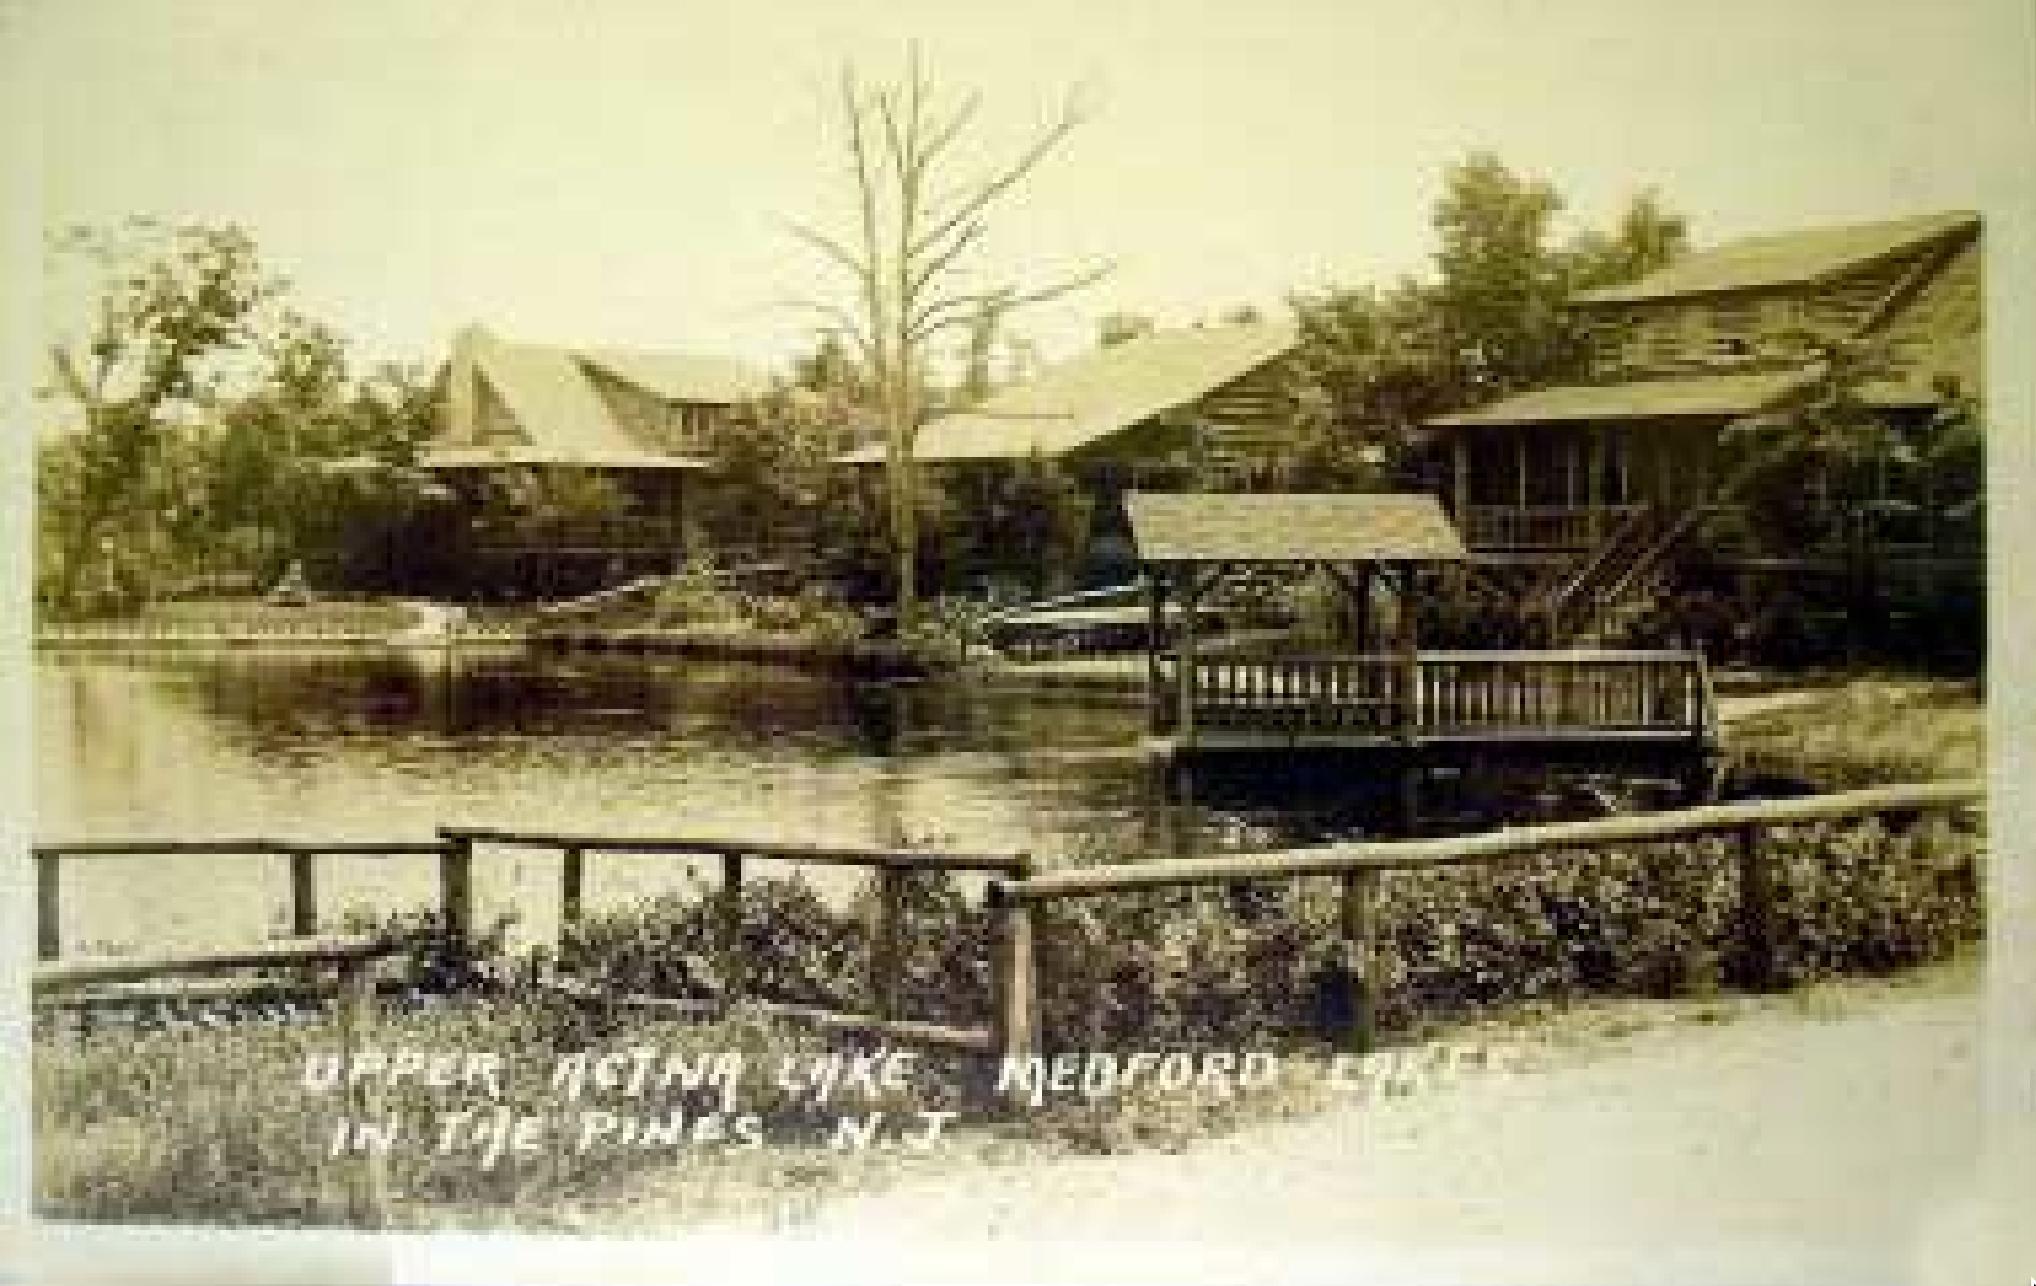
[31, 779, 1983, 1115]
[986, 778, 1982, 1053]
[32, 839, 459, 960]
[437, 826, 1032, 1066]
[33, 931, 406, 1227]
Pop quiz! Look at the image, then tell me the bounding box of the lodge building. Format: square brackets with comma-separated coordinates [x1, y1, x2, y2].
[1425, 210, 1982, 641]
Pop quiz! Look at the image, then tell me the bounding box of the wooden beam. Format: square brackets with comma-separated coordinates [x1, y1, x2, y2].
[33, 934, 399, 993]
[289, 849, 318, 937]
[37, 853, 59, 961]
[719, 853, 745, 1006]
[988, 779, 1980, 903]
[335, 956, 390, 1230]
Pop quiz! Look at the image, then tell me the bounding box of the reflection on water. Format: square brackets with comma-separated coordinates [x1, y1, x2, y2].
[40, 647, 1382, 954]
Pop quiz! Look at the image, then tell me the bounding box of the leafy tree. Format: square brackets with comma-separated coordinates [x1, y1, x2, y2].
[1271, 160, 1689, 493]
[41, 220, 287, 613]
[789, 49, 1108, 629]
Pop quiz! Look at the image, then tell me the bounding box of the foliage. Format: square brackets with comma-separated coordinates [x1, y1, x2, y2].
[1270, 158, 1689, 491]
[38, 222, 444, 616]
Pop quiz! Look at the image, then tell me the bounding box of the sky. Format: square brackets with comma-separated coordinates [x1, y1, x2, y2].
[19, 0, 2036, 376]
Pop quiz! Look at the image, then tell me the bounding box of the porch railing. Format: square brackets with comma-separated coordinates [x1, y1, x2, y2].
[1460, 505, 1645, 551]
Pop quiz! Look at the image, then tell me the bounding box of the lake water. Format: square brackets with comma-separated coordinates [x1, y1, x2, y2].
[36, 647, 1358, 955]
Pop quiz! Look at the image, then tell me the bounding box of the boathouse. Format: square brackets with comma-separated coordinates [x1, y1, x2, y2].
[1126, 491, 1716, 790]
[1425, 210, 1982, 643]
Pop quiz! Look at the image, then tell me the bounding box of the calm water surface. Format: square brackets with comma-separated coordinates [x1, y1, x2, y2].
[38, 647, 1345, 953]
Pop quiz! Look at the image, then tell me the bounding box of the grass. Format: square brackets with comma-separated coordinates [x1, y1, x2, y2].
[35, 791, 1984, 1231]
[1722, 676, 1982, 789]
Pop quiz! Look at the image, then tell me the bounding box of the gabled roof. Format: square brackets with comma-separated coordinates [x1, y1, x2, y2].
[1126, 492, 1466, 563]
[1573, 210, 1979, 305]
[839, 321, 1297, 464]
[423, 326, 770, 469]
[579, 349, 773, 405]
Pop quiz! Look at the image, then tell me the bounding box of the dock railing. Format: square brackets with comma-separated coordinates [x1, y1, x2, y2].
[985, 779, 1982, 1057]
[1157, 649, 1713, 741]
[437, 827, 1035, 1060]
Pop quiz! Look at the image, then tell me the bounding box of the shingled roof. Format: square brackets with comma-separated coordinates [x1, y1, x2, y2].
[1126, 492, 1466, 563]
[1427, 370, 1807, 428]
[839, 321, 1297, 464]
[1425, 369, 1942, 430]
[424, 326, 770, 469]
[1573, 210, 1979, 305]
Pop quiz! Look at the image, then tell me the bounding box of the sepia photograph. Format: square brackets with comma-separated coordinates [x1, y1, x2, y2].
[7, 1, 2033, 1283]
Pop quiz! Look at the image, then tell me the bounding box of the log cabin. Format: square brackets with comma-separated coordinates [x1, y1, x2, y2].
[1424, 210, 1982, 642]
[421, 325, 773, 592]
[837, 320, 1301, 585]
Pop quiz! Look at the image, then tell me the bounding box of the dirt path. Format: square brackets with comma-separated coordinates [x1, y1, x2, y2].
[768, 964, 1985, 1285]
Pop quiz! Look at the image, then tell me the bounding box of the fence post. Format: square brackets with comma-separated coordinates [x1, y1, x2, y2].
[1735, 824, 1778, 991]
[559, 845, 585, 935]
[37, 853, 60, 961]
[289, 847, 318, 937]
[334, 955, 389, 1230]
[869, 867, 905, 1021]
[718, 853, 745, 1008]
[989, 860, 1040, 1111]
[438, 834, 474, 949]
[1336, 868, 1381, 1053]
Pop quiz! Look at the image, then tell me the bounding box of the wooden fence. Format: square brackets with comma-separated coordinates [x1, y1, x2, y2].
[438, 828, 1034, 1059]
[31, 780, 1984, 1125]
[984, 779, 1982, 1055]
[33, 932, 407, 1227]
[32, 839, 461, 961]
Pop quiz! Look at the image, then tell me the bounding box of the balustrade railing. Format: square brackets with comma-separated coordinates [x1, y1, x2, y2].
[1460, 505, 1645, 551]
[1156, 649, 1711, 741]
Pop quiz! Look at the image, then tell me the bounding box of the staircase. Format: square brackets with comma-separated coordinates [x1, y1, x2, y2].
[1531, 432, 1795, 644]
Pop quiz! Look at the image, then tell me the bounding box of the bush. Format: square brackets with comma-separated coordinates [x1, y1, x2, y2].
[559, 811, 1982, 1054]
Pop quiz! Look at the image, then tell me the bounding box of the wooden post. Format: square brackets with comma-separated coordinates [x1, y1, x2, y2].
[718, 853, 745, 1006]
[438, 836, 474, 948]
[1394, 567, 1421, 741]
[335, 956, 389, 1230]
[1735, 825, 1779, 990]
[37, 853, 60, 961]
[289, 847, 318, 937]
[1515, 432, 1529, 514]
[869, 868, 905, 1020]
[1336, 869, 1381, 1053]
[989, 861, 1040, 1109]
[1178, 569, 1205, 744]
[559, 845, 585, 933]
[1451, 436, 1470, 529]
[1145, 569, 1165, 734]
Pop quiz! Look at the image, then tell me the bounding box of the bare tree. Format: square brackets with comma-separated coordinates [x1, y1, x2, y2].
[789, 49, 1108, 629]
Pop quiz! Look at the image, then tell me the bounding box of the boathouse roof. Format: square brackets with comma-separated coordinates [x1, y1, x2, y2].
[1125, 492, 1467, 564]
[838, 321, 1297, 465]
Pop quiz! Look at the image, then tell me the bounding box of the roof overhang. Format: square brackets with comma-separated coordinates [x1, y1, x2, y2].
[1425, 371, 1810, 429]
[1127, 491, 1467, 564]
[419, 446, 711, 470]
